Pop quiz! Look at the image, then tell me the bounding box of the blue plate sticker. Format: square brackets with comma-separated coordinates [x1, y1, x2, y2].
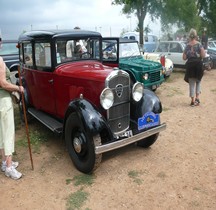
[138, 112, 160, 130]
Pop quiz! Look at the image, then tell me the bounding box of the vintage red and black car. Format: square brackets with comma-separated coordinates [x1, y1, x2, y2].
[17, 30, 166, 173]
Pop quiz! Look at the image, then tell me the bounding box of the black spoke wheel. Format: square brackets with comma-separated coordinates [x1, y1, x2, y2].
[65, 113, 102, 173]
[136, 133, 159, 148]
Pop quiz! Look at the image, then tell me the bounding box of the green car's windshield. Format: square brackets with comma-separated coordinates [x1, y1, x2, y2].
[119, 42, 141, 58]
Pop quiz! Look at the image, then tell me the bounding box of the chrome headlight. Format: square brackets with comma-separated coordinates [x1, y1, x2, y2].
[100, 88, 114, 110]
[143, 73, 149, 80]
[132, 82, 144, 102]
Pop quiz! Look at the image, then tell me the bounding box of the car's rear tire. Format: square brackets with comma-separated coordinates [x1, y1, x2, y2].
[65, 113, 102, 173]
[136, 133, 159, 148]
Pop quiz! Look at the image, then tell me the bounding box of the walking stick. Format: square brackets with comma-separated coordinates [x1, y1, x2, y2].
[17, 66, 34, 170]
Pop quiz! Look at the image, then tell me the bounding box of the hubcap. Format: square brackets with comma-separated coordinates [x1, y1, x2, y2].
[73, 137, 82, 153]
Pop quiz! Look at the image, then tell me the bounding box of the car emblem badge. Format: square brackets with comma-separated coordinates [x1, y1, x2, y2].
[115, 84, 123, 97]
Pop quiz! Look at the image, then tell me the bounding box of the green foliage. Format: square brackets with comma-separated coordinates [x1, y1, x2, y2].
[72, 174, 95, 186]
[200, 0, 216, 37]
[160, 0, 201, 32]
[112, 0, 161, 44]
[16, 126, 50, 153]
[14, 106, 22, 130]
[128, 170, 143, 185]
[112, 0, 216, 39]
[66, 190, 89, 210]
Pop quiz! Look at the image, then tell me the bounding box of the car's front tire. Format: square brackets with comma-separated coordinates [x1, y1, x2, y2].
[65, 113, 102, 173]
[136, 133, 159, 148]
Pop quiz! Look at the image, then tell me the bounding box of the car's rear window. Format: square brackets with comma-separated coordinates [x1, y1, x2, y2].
[0, 42, 18, 56]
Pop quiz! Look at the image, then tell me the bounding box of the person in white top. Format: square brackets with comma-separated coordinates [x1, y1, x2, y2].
[0, 37, 24, 180]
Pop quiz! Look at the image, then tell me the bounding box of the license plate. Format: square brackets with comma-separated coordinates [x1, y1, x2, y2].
[138, 112, 160, 130]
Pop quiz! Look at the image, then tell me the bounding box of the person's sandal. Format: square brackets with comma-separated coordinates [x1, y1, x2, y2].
[190, 101, 195, 107]
[195, 98, 200, 106]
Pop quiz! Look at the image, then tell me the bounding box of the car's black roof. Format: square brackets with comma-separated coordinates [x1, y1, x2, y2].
[18, 29, 102, 41]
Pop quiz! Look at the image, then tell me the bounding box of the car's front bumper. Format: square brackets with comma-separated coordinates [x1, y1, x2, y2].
[95, 123, 166, 154]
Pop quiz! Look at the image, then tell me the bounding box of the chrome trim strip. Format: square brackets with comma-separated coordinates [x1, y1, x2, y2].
[95, 123, 166, 154]
[4, 59, 19, 63]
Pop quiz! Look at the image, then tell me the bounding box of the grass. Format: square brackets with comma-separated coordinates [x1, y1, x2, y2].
[14, 105, 22, 130]
[16, 124, 52, 153]
[66, 189, 89, 210]
[162, 107, 170, 111]
[66, 174, 95, 186]
[128, 170, 143, 185]
[165, 70, 184, 83]
[66, 174, 95, 210]
[210, 88, 216, 93]
[72, 174, 95, 186]
[157, 171, 167, 179]
[166, 87, 184, 97]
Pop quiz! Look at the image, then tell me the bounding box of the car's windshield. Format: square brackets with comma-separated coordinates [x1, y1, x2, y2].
[119, 42, 141, 58]
[56, 38, 100, 64]
[0, 42, 18, 56]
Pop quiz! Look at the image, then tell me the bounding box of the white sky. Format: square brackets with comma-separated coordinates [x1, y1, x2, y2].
[0, 0, 161, 40]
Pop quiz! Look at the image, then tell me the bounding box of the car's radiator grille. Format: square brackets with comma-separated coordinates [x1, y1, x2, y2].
[106, 71, 130, 134]
[150, 71, 160, 83]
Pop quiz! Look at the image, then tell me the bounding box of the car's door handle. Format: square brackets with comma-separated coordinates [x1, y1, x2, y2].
[48, 79, 54, 84]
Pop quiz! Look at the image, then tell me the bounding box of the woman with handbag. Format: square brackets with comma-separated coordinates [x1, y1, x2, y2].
[0, 37, 24, 180]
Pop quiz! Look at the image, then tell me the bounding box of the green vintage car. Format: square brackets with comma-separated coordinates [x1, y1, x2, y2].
[102, 38, 165, 91]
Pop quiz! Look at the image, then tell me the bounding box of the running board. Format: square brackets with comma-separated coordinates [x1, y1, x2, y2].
[28, 108, 63, 134]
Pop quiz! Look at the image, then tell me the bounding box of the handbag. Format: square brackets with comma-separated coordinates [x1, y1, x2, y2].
[11, 91, 20, 104]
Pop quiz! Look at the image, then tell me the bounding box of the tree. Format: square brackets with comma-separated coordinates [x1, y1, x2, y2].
[112, 0, 161, 47]
[112, 0, 216, 42]
[160, 0, 200, 32]
[200, 0, 216, 37]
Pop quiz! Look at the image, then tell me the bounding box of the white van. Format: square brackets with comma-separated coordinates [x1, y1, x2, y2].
[122, 32, 158, 52]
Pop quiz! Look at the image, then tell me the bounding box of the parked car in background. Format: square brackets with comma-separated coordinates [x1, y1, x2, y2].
[207, 48, 216, 69]
[102, 38, 165, 91]
[153, 41, 186, 67]
[208, 40, 216, 48]
[17, 30, 166, 173]
[122, 32, 158, 52]
[0, 40, 19, 72]
[143, 52, 174, 78]
[154, 40, 212, 70]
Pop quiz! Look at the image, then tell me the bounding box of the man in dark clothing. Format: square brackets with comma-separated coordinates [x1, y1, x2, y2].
[201, 30, 208, 50]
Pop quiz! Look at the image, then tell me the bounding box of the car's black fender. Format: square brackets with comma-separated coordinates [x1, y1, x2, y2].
[130, 88, 162, 132]
[63, 98, 114, 140]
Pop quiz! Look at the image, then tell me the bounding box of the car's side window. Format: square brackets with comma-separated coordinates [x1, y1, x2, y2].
[156, 43, 169, 52]
[102, 40, 117, 61]
[0, 42, 18, 55]
[56, 38, 100, 63]
[23, 42, 33, 66]
[35, 42, 51, 68]
[129, 36, 136, 40]
[170, 43, 182, 53]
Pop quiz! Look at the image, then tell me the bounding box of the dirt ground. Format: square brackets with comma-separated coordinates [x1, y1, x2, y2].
[1, 69, 216, 210]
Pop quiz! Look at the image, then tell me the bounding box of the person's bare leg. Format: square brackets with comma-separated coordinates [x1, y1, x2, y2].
[5, 155, 12, 167]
